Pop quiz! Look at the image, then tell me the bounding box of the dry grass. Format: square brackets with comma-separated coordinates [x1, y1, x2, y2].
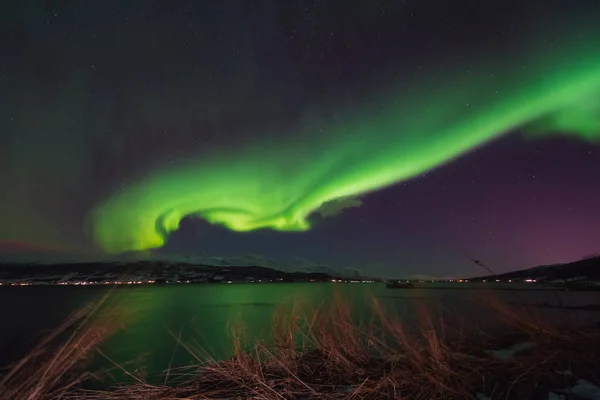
[1, 290, 599, 400]
[0, 293, 128, 400]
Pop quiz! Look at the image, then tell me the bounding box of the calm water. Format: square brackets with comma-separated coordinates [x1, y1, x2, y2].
[1, 283, 598, 381]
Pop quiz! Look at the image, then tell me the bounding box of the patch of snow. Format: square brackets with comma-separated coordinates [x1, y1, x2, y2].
[548, 392, 566, 400]
[553, 369, 573, 376]
[57, 272, 79, 282]
[570, 379, 600, 400]
[486, 342, 533, 360]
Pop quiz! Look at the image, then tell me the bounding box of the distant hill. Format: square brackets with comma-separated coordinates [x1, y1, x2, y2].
[470, 256, 600, 282]
[0, 260, 364, 285]
[0, 253, 356, 278]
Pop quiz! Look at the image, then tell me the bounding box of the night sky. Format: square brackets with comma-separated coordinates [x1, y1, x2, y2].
[1, 0, 599, 278]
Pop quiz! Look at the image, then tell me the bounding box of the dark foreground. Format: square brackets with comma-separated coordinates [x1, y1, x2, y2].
[4, 282, 598, 373]
[1, 290, 600, 400]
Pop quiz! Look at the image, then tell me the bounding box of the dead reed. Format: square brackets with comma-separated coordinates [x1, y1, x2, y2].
[1, 288, 598, 400]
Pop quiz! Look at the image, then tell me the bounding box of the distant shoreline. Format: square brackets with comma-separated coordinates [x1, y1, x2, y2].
[1, 281, 599, 291]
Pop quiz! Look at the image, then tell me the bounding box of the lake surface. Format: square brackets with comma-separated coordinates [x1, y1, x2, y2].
[1, 283, 599, 382]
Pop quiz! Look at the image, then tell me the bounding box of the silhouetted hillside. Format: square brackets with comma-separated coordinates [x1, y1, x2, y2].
[470, 256, 600, 282]
[0, 260, 357, 285]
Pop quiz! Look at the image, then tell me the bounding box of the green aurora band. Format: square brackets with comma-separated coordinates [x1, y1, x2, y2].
[92, 33, 600, 254]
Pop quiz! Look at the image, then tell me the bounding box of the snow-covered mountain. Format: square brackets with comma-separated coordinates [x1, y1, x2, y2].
[0, 250, 350, 277]
[0, 258, 353, 286]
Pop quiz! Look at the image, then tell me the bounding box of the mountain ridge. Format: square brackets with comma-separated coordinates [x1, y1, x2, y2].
[469, 255, 600, 282]
[0, 259, 379, 285]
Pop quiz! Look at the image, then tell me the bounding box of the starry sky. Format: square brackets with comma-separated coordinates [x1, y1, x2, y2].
[1, 0, 599, 278]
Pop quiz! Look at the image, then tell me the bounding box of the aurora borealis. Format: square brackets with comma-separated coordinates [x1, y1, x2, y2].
[92, 42, 600, 253]
[1, 1, 599, 276]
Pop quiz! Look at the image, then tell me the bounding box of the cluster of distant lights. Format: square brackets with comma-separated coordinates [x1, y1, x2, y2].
[0, 280, 157, 286]
[478, 279, 537, 283]
[384, 279, 538, 283]
[0, 279, 377, 286]
[0, 279, 535, 287]
[56, 280, 156, 285]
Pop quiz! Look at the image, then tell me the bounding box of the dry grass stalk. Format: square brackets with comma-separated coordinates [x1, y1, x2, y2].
[1, 290, 599, 399]
[0, 293, 127, 400]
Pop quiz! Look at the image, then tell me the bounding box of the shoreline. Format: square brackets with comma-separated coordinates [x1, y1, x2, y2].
[1, 281, 599, 292]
